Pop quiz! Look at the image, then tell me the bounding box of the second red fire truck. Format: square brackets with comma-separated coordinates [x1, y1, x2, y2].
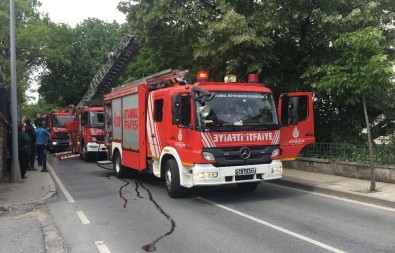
[66, 103, 107, 161]
[36, 110, 75, 153]
[103, 69, 315, 197]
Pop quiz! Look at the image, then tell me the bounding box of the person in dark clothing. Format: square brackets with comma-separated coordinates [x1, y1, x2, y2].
[35, 121, 49, 166]
[24, 118, 37, 170]
[18, 123, 31, 179]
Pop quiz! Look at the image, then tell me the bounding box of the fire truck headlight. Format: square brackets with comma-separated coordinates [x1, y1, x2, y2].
[197, 172, 218, 178]
[202, 152, 215, 161]
[272, 167, 283, 174]
[271, 148, 280, 159]
[52, 141, 58, 145]
[91, 137, 97, 142]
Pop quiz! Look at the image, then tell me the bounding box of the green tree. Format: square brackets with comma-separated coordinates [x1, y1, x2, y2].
[38, 18, 127, 106]
[316, 27, 394, 191]
[0, 0, 47, 105]
[20, 98, 57, 120]
[118, 0, 231, 79]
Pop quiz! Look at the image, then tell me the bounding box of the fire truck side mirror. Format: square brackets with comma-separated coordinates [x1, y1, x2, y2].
[172, 95, 182, 124]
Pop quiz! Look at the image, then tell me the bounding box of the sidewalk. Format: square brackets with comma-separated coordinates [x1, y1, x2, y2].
[0, 168, 56, 208]
[271, 168, 395, 209]
[0, 166, 395, 209]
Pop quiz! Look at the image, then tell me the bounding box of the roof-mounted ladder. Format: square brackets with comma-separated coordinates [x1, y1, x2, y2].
[113, 69, 189, 92]
[77, 34, 139, 108]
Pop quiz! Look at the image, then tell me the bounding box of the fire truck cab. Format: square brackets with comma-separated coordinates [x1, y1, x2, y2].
[46, 110, 75, 152]
[103, 70, 315, 198]
[66, 105, 107, 161]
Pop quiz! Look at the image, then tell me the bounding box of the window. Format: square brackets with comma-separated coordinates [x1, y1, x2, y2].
[154, 99, 164, 122]
[298, 96, 308, 121]
[80, 112, 88, 126]
[180, 95, 191, 126]
[281, 95, 308, 125]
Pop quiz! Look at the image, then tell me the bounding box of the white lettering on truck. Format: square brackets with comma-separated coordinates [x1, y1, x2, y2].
[212, 132, 273, 143]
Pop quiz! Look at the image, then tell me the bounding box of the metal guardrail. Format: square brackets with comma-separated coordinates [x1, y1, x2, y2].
[299, 143, 395, 165]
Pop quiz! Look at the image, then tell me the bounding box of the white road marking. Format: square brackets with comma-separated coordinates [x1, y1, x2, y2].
[95, 241, 111, 253]
[76, 211, 91, 224]
[275, 184, 395, 213]
[198, 197, 347, 253]
[47, 163, 75, 203]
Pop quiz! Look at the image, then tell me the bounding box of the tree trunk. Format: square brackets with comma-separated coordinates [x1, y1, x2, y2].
[362, 95, 376, 191]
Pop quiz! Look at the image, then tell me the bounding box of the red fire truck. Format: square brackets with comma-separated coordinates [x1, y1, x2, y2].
[103, 69, 315, 197]
[66, 104, 107, 161]
[47, 110, 75, 153]
[35, 110, 75, 153]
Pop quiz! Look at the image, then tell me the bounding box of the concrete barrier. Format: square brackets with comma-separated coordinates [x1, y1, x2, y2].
[283, 157, 395, 183]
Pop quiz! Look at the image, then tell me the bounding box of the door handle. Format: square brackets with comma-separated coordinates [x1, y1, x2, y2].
[305, 133, 314, 137]
[170, 136, 176, 140]
[151, 134, 155, 137]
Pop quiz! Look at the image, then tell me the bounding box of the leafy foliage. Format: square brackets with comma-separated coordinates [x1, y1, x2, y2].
[38, 18, 128, 106]
[317, 27, 393, 104]
[0, 0, 46, 105]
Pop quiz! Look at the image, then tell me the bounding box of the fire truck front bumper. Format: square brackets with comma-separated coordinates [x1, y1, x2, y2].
[85, 142, 107, 153]
[49, 139, 70, 149]
[180, 160, 283, 188]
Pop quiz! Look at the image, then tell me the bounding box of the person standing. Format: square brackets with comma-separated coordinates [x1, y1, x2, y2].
[24, 118, 37, 170]
[35, 121, 49, 167]
[18, 123, 31, 179]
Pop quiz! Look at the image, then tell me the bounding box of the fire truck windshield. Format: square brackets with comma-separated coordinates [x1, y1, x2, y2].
[198, 92, 279, 130]
[53, 115, 75, 127]
[89, 112, 104, 128]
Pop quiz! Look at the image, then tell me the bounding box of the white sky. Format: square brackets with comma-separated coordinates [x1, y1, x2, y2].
[38, 0, 127, 27]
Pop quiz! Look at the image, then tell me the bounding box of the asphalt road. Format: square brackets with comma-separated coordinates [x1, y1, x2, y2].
[46, 155, 395, 253]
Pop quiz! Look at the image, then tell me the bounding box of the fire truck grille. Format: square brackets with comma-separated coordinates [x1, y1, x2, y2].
[92, 135, 104, 142]
[55, 132, 69, 139]
[203, 145, 279, 167]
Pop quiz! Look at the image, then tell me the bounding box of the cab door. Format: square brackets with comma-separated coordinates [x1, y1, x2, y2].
[278, 92, 315, 160]
[147, 92, 166, 159]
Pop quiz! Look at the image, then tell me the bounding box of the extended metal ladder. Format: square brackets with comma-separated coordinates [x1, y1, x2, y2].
[112, 68, 189, 92]
[77, 34, 139, 108]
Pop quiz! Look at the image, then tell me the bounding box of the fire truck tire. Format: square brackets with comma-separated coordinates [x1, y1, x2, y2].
[236, 182, 259, 193]
[81, 142, 90, 162]
[113, 151, 127, 178]
[165, 159, 185, 198]
[71, 145, 76, 154]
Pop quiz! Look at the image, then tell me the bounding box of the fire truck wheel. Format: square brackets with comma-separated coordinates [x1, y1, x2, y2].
[81, 143, 90, 162]
[113, 151, 127, 178]
[165, 159, 185, 198]
[236, 182, 259, 193]
[71, 145, 76, 154]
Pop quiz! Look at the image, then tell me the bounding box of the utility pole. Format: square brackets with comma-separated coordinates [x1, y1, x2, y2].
[10, 0, 21, 182]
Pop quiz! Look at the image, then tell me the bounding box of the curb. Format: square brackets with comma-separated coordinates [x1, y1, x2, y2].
[1, 166, 57, 208]
[269, 177, 395, 210]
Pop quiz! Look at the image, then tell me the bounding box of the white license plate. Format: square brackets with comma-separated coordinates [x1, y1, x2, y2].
[235, 168, 256, 176]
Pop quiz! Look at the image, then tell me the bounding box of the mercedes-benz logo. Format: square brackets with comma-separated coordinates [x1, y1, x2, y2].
[240, 147, 251, 160]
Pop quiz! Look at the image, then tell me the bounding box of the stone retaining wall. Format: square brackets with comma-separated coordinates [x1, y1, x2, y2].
[283, 157, 395, 183]
[0, 113, 7, 181]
